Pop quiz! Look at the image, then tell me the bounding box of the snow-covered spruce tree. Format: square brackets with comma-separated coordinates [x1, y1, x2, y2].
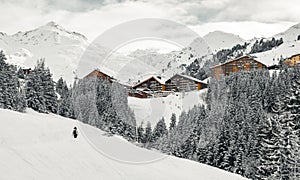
[111, 82, 136, 140]
[173, 71, 269, 178]
[25, 66, 46, 113]
[0, 51, 26, 112]
[256, 115, 282, 179]
[56, 77, 65, 96]
[57, 78, 74, 118]
[152, 117, 168, 143]
[73, 77, 100, 127]
[255, 67, 300, 179]
[25, 59, 57, 113]
[171, 111, 189, 156]
[137, 122, 145, 143]
[144, 121, 152, 148]
[41, 62, 58, 113]
[276, 67, 300, 179]
[169, 113, 176, 132]
[153, 113, 179, 154]
[178, 105, 207, 160]
[73, 76, 136, 141]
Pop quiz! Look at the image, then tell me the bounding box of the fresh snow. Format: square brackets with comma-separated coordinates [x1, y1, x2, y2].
[128, 90, 207, 128]
[253, 40, 300, 66]
[203, 31, 246, 52]
[274, 23, 300, 43]
[1, 21, 299, 86]
[0, 108, 247, 180]
[0, 22, 88, 84]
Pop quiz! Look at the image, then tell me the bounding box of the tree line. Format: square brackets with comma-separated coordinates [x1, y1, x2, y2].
[142, 68, 300, 179]
[0, 50, 136, 141]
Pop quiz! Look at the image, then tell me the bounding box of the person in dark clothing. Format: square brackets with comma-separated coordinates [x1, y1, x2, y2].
[72, 127, 78, 138]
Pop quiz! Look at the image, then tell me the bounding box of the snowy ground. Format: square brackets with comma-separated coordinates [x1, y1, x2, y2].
[128, 89, 207, 127]
[0, 108, 247, 180]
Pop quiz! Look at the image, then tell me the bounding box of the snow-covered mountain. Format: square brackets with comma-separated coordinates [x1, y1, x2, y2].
[274, 23, 300, 43]
[1, 22, 300, 85]
[0, 108, 247, 180]
[0, 21, 88, 83]
[203, 31, 246, 52]
[0, 22, 164, 85]
[128, 37, 211, 80]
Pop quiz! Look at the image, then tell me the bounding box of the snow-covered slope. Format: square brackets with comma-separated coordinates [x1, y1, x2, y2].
[274, 23, 300, 43]
[129, 89, 207, 127]
[250, 23, 300, 66]
[203, 31, 246, 52]
[0, 108, 246, 180]
[0, 21, 88, 83]
[253, 40, 300, 66]
[208, 23, 300, 67]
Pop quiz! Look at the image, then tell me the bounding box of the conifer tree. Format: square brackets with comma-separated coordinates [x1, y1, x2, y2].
[0, 51, 26, 112]
[152, 117, 168, 142]
[169, 113, 176, 132]
[144, 121, 152, 147]
[25, 59, 57, 113]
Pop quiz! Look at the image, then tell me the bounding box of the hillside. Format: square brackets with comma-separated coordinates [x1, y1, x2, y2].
[0, 108, 246, 180]
[0, 22, 88, 83]
[128, 38, 211, 81]
[203, 31, 246, 52]
[129, 89, 207, 127]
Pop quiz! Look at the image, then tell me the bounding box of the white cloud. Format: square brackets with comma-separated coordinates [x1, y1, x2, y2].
[191, 21, 296, 40]
[0, 0, 299, 41]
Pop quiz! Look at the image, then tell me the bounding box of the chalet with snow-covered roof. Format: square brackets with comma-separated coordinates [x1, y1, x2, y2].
[210, 55, 267, 79]
[283, 53, 300, 67]
[165, 74, 207, 92]
[132, 76, 166, 92]
[85, 69, 114, 82]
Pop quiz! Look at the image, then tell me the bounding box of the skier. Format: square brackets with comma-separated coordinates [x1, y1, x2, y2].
[72, 127, 78, 138]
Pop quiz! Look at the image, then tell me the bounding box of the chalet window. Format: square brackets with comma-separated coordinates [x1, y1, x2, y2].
[251, 62, 258, 69]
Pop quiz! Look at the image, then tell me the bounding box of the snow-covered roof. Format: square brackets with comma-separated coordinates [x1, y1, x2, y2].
[202, 77, 211, 84]
[210, 55, 267, 68]
[175, 74, 207, 84]
[289, 53, 300, 58]
[133, 75, 166, 88]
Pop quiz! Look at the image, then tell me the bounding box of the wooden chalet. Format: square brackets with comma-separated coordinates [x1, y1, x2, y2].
[166, 74, 207, 92]
[210, 55, 267, 79]
[283, 53, 300, 67]
[132, 76, 166, 92]
[85, 69, 114, 82]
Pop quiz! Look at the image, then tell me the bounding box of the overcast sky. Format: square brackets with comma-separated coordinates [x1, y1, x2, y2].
[1, 0, 300, 41]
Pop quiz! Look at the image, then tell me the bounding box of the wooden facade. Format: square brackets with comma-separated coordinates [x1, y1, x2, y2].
[85, 69, 114, 82]
[128, 90, 152, 98]
[210, 55, 267, 79]
[283, 54, 300, 67]
[23, 68, 31, 75]
[132, 76, 166, 92]
[166, 74, 207, 92]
